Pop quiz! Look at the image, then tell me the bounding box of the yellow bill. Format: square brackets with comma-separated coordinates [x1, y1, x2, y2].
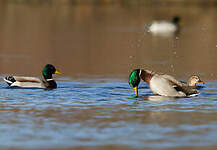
[199, 80, 205, 84]
[55, 70, 62, 74]
[134, 87, 138, 97]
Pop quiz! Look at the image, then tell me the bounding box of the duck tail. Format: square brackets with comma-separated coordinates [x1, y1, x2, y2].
[4, 76, 16, 86]
[188, 91, 199, 97]
[144, 23, 152, 33]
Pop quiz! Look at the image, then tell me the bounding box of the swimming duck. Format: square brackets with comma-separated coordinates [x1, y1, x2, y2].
[129, 69, 197, 97]
[181, 75, 204, 90]
[145, 16, 180, 37]
[4, 64, 61, 89]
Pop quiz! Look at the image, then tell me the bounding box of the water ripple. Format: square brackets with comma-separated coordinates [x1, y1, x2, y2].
[0, 80, 216, 149]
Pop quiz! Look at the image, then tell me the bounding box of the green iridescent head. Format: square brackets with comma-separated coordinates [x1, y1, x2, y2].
[129, 69, 141, 97]
[42, 64, 61, 79]
[129, 69, 141, 87]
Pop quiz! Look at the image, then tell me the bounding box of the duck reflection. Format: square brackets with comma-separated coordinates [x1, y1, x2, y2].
[141, 95, 176, 102]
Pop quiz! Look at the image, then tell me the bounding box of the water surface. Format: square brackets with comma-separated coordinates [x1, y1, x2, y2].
[0, 78, 217, 150]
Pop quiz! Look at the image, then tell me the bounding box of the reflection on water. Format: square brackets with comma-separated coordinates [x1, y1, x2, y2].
[0, 1, 216, 150]
[143, 95, 177, 101]
[0, 79, 217, 150]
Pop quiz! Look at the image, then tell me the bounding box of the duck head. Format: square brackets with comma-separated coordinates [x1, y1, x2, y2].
[129, 69, 141, 97]
[42, 64, 61, 79]
[172, 16, 180, 24]
[188, 75, 204, 87]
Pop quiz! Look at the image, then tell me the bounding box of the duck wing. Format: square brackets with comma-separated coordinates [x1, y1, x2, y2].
[161, 74, 197, 96]
[161, 74, 183, 86]
[4, 76, 44, 88]
[180, 80, 188, 86]
[13, 76, 42, 83]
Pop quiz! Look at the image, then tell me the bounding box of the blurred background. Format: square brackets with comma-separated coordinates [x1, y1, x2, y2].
[0, 0, 216, 80]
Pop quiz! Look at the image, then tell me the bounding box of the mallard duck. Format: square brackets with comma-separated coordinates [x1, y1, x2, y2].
[145, 16, 180, 37]
[129, 69, 197, 97]
[4, 64, 61, 89]
[181, 75, 204, 90]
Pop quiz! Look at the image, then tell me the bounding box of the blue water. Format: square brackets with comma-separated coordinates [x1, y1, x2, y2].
[0, 78, 217, 149]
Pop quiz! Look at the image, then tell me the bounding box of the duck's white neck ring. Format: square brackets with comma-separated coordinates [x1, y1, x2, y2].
[46, 79, 54, 81]
[139, 69, 142, 77]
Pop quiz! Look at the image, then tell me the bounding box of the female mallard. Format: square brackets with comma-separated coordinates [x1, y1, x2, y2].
[181, 75, 204, 90]
[4, 64, 61, 89]
[145, 16, 180, 37]
[129, 69, 197, 97]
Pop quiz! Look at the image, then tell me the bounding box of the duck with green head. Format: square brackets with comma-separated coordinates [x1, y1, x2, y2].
[129, 69, 197, 97]
[129, 69, 141, 97]
[4, 64, 61, 89]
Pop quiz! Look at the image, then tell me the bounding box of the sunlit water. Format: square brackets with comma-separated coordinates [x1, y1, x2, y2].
[0, 78, 217, 149]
